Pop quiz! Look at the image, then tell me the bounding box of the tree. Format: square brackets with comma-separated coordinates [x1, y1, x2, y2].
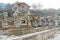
[5, 3, 15, 17]
[32, 4, 37, 9]
[5, 3, 11, 13]
[32, 3, 43, 10]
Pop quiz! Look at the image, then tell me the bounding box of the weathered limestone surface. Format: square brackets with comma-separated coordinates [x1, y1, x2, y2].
[9, 29, 55, 40]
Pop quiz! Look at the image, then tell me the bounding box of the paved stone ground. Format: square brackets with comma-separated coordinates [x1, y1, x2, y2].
[47, 31, 60, 40]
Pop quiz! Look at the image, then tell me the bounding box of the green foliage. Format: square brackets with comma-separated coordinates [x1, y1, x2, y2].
[0, 9, 5, 13]
[58, 14, 60, 16]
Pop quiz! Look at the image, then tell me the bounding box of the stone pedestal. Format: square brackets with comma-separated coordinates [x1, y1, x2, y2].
[2, 21, 8, 28]
[0, 21, 2, 28]
[14, 21, 20, 28]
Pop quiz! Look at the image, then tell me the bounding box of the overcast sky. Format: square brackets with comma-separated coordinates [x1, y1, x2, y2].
[0, 0, 60, 9]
